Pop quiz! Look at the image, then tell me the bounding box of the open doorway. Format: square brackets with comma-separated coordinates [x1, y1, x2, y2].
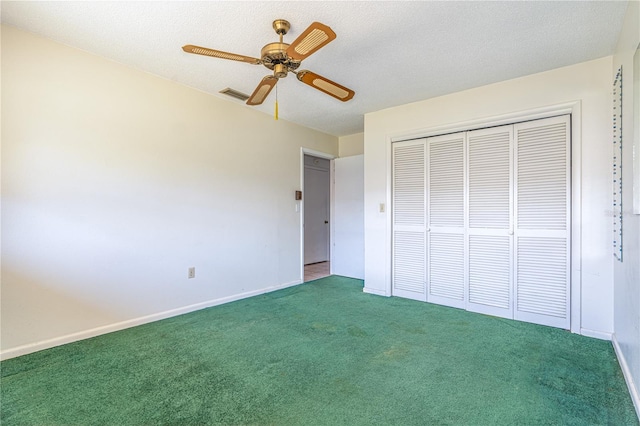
[303, 153, 331, 281]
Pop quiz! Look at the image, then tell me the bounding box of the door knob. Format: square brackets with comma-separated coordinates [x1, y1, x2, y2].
[324, 220, 329, 224]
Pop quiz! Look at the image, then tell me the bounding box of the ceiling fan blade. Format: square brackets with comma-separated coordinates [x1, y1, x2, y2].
[286, 22, 336, 61]
[182, 45, 261, 65]
[296, 70, 355, 102]
[246, 76, 278, 106]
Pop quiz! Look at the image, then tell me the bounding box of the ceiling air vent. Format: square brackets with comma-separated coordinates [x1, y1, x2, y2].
[219, 88, 250, 102]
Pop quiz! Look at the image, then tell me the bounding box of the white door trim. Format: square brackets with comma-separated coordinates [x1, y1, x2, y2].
[300, 148, 335, 281]
[383, 101, 582, 334]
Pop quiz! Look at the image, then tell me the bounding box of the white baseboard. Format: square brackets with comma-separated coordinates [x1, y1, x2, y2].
[612, 334, 640, 420]
[580, 328, 612, 340]
[0, 279, 303, 361]
[363, 287, 389, 297]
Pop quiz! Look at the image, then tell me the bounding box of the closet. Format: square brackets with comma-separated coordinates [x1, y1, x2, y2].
[391, 115, 570, 329]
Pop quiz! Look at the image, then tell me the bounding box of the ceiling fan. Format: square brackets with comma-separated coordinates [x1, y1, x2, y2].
[182, 19, 355, 106]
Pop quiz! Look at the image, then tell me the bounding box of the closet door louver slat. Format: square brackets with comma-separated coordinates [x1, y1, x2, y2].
[393, 231, 426, 294]
[468, 235, 511, 309]
[516, 237, 567, 317]
[468, 130, 512, 229]
[392, 140, 427, 301]
[429, 233, 465, 301]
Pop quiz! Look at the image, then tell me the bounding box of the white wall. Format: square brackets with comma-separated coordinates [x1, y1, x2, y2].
[338, 133, 364, 157]
[612, 0, 640, 416]
[0, 25, 338, 357]
[364, 56, 614, 336]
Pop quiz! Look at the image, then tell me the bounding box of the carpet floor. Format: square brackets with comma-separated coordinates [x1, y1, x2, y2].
[1, 276, 638, 425]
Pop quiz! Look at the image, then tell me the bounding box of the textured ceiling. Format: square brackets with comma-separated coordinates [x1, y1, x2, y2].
[1, 1, 628, 137]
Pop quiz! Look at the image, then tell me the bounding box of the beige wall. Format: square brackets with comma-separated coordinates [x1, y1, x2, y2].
[612, 0, 640, 416]
[0, 25, 338, 357]
[364, 56, 614, 337]
[338, 132, 364, 157]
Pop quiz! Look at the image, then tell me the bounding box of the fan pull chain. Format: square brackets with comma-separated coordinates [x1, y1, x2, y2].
[275, 86, 279, 121]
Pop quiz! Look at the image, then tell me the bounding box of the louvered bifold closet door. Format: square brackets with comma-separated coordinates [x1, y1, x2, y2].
[427, 133, 466, 309]
[392, 139, 427, 301]
[466, 126, 514, 319]
[514, 115, 571, 329]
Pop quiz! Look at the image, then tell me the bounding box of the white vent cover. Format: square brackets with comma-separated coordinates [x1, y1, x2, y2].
[219, 88, 250, 101]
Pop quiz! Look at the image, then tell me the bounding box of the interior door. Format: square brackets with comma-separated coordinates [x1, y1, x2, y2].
[466, 126, 514, 319]
[427, 132, 466, 309]
[392, 140, 427, 301]
[304, 163, 330, 264]
[333, 155, 364, 279]
[514, 115, 571, 329]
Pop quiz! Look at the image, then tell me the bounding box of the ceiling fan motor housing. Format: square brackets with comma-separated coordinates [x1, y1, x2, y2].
[260, 42, 300, 77]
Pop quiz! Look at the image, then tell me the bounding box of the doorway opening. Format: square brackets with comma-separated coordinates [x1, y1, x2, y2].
[303, 153, 332, 281]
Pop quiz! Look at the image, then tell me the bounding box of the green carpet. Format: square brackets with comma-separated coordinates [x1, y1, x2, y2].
[1, 276, 637, 425]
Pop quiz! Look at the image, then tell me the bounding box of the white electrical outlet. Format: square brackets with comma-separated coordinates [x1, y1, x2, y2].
[188, 267, 195, 279]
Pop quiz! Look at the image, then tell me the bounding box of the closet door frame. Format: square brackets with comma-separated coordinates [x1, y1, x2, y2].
[385, 101, 582, 334]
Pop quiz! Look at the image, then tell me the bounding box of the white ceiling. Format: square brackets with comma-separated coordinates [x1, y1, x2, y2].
[1, 1, 628, 137]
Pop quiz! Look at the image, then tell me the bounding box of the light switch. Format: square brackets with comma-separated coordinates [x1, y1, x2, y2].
[379, 203, 385, 213]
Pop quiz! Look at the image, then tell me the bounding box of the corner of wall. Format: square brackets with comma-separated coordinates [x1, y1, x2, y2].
[613, 333, 640, 418]
[611, 0, 640, 421]
[338, 132, 364, 157]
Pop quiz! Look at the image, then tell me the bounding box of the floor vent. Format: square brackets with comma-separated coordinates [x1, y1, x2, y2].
[219, 88, 250, 102]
